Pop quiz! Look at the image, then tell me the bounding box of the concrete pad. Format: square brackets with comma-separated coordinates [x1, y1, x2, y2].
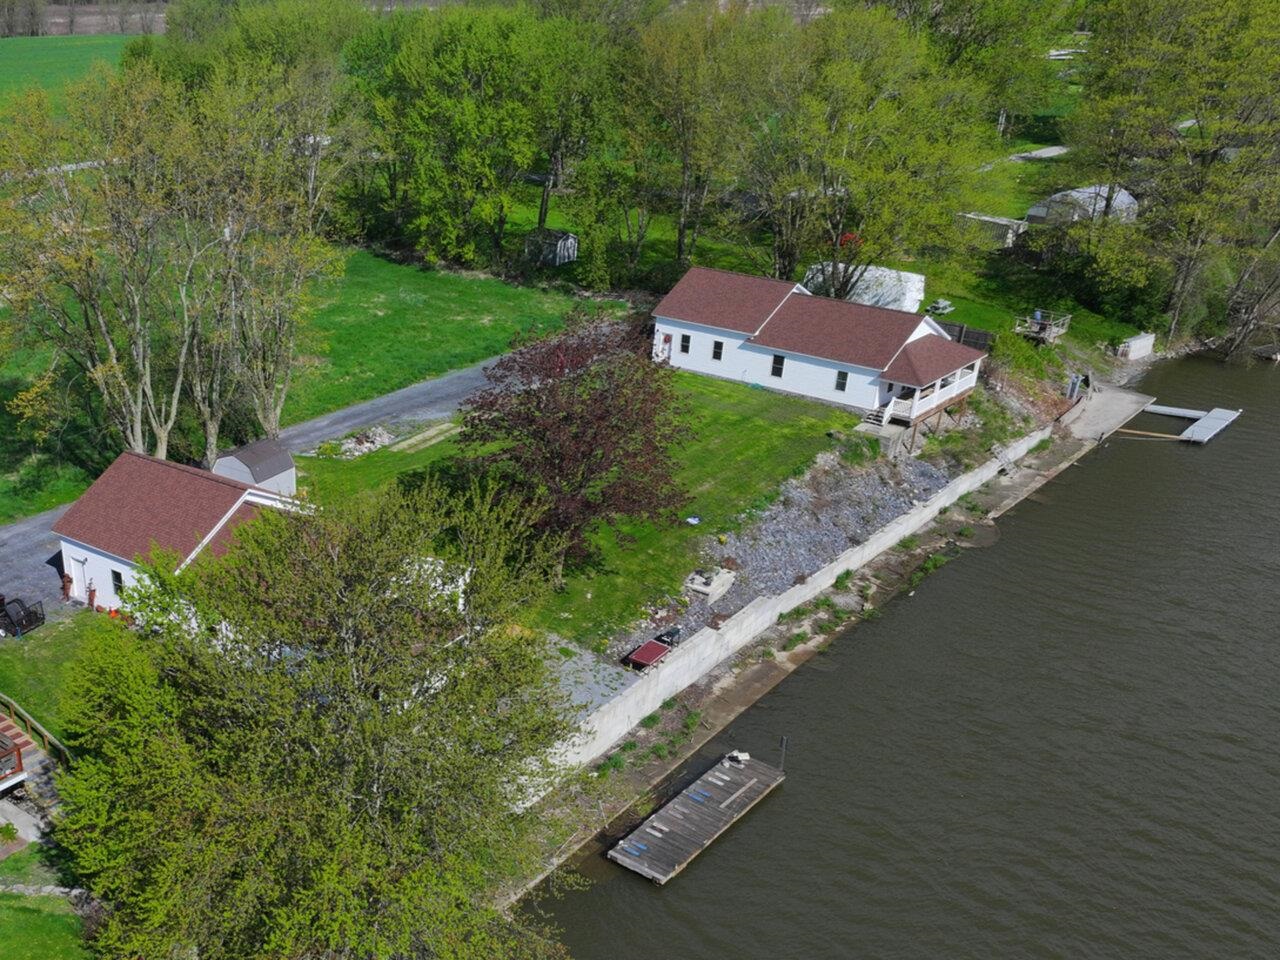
[0, 799, 45, 843]
[1066, 384, 1155, 441]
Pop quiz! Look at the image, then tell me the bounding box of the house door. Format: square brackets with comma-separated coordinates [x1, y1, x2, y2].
[655, 333, 673, 362]
[70, 556, 87, 602]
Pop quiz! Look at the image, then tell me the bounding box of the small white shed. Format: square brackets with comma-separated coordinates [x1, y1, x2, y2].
[212, 438, 296, 495]
[1117, 332, 1156, 361]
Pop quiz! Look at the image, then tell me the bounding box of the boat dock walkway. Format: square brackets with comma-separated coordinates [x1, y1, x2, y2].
[607, 752, 784, 884]
[1142, 404, 1242, 443]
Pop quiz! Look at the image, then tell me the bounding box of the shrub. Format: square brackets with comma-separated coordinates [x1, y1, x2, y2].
[639, 713, 661, 729]
[833, 570, 853, 590]
[897, 534, 920, 551]
[957, 525, 975, 538]
[783, 631, 807, 651]
[595, 754, 625, 777]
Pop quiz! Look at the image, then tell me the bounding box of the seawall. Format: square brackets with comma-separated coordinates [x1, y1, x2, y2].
[559, 424, 1054, 769]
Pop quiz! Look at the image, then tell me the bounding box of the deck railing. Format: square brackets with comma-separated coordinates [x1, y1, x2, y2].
[0, 691, 72, 767]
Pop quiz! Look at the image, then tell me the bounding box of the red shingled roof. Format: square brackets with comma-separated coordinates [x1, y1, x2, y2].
[203, 502, 262, 558]
[53, 452, 256, 564]
[882, 335, 986, 387]
[747, 295, 925, 369]
[653, 266, 799, 334]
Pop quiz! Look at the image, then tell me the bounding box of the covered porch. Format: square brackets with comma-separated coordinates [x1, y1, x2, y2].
[886, 363, 980, 424]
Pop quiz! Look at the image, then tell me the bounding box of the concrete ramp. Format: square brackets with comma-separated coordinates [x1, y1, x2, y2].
[1065, 385, 1155, 441]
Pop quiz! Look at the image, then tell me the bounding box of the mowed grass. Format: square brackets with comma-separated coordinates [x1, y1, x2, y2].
[533, 374, 853, 645]
[0, 34, 127, 107]
[0, 894, 88, 960]
[0, 611, 113, 741]
[283, 250, 587, 425]
[296, 426, 462, 505]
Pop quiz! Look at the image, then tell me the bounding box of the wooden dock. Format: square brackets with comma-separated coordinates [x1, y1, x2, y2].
[607, 752, 784, 884]
[1143, 403, 1242, 444]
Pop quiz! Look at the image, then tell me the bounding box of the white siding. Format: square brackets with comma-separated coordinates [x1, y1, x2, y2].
[212, 458, 297, 495]
[654, 317, 884, 411]
[58, 538, 138, 609]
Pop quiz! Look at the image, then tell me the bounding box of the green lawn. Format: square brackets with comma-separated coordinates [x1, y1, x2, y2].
[0, 612, 112, 741]
[296, 424, 462, 504]
[0, 35, 127, 107]
[0, 894, 88, 960]
[0, 844, 59, 887]
[283, 250, 587, 425]
[535, 374, 852, 646]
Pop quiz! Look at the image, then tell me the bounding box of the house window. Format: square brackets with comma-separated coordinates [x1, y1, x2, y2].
[679, 334, 691, 354]
[712, 340, 723, 361]
[771, 354, 785, 378]
[964, 362, 978, 375]
[111, 569, 124, 598]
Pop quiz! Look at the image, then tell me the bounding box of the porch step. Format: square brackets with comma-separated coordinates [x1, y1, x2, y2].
[0, 718, 37, 754]
[863, 407, 887, 427]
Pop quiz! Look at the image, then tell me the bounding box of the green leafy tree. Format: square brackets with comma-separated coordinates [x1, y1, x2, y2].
[56, 481, 573, 959]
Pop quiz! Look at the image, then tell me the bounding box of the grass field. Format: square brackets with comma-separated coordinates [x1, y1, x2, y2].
[0, 612, 112, 740]
[282, 250, 585, 425]
[0, 893, 88, 960]
[0, 34, 127, 107]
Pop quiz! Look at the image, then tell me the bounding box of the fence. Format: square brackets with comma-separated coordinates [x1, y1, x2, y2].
[0, 691, 72, 767]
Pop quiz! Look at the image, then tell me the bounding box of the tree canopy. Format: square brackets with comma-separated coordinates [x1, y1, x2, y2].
[55, 480, 572, 959]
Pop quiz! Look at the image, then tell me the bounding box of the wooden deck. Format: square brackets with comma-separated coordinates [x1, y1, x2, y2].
[607, 753, 785, 884]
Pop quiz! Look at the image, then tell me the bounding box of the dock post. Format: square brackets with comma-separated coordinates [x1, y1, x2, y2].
[779, 735, 788, 771]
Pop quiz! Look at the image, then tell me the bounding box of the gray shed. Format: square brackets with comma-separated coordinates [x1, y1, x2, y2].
[1026, 185, 1138, 225]
[524, 228, 579, 267]
[212, 438, 296, 495]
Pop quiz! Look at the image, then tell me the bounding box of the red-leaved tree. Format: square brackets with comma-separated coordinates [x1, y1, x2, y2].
[460, 311, 688, 565]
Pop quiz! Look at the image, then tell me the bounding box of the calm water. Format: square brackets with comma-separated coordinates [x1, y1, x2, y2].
[549, 357, 1280, 959]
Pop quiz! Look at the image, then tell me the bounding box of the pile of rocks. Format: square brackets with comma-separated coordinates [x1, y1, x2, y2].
[339, 426, 394, 458]
[605, 455, 949, 658]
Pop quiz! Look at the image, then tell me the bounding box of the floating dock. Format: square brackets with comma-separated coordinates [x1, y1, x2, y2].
[1141, 403, 1242, 444]
[607, 752, 784, 884]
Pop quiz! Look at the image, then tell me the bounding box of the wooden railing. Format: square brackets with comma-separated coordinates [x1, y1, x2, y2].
[0, 691, 72, 767]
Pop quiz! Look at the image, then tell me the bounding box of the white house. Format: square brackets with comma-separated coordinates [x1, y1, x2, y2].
[212, 437, 296, 495]
[53, 452, 292, 611]
[652, 267, 986, 424]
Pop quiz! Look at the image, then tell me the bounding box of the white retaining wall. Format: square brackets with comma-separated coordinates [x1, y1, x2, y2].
[559, 424, 1054, 769]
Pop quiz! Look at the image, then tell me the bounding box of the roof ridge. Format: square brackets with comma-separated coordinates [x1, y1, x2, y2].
[117, 450, 255, 493]
[682, 264, 800, 287]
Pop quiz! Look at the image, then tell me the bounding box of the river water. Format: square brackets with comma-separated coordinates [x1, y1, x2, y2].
[548, 358, 1280, 959]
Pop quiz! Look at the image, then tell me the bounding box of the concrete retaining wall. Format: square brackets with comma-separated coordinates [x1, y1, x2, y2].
[560, 425, 1054, 768]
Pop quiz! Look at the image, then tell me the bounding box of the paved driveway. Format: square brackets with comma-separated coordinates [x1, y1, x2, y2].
[1, 360, 493, 615]
[0, 505, 71, 618]
[278, 361, 489, 453]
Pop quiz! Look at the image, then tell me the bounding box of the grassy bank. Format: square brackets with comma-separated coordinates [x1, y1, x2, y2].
[533, 375, 853, 646]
